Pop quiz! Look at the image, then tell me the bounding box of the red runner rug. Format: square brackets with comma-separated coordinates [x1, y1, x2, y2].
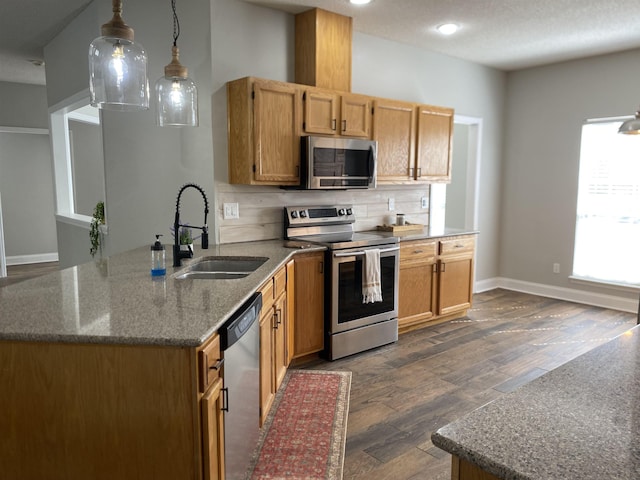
[247, 370, 351, 480]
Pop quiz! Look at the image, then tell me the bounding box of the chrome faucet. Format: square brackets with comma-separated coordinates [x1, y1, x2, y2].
[173, 183, 209, 267]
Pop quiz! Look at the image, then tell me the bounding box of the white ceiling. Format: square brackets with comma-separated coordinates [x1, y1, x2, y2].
[4, 0, 640, 85]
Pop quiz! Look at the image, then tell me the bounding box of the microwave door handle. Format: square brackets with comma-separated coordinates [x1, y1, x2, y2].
[368, 145, 375, 184]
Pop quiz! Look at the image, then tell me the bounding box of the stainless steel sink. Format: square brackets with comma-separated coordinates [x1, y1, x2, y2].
[174, 256, 268, 280]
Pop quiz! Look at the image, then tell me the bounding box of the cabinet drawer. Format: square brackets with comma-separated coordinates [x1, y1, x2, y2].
[259, 278, 275, 310]
[274, 266, 287, 299]
[439, 237, 475, 256]
[400, 240, 437, 265]
[198, 334, 222, 393]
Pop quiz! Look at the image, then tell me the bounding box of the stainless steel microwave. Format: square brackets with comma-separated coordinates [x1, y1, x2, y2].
[299, 136, 377, 189]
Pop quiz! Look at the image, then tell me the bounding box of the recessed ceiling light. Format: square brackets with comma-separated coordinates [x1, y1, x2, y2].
[350, 0, 371, 5]
[436, 23, 459, 35]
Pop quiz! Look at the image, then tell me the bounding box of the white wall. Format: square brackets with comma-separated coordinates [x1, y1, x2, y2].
[0, 81, 58, 264]
[0, 131, 57, 260]
[502, 48, 640, 305]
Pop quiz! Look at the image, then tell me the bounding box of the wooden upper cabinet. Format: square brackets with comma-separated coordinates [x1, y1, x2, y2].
[295, 8, 352, 92]
[304, 90, 338, 135]
[227, 77, 301, 186]
[416, 104, 454, 183]
[372, 98, 416, 183]
[303, 89, 370, 138]
[341, 93, 371, 138]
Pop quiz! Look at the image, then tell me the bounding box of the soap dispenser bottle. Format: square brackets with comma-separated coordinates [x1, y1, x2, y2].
[151, 234, 166, 277]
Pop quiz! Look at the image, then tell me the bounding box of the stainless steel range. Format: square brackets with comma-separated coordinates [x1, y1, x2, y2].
[284, 205, 399, 360]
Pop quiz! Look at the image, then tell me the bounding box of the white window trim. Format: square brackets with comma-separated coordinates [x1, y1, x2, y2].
[49, 89, 106, 229]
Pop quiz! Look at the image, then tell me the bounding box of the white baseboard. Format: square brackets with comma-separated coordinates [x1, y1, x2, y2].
[6, 253, 59, 266]
[475, 277, 638, 314]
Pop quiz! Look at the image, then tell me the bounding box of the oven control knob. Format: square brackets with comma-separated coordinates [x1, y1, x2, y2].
[346, 208, 353, 215]
[338, 208, 346, 216]
[300, 210, 308, 218]
[290, 210, 299, 219]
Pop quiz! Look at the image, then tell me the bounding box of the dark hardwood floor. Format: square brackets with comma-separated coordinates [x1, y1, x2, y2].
[0, 261, 60, 287]
[304, 289, 637, 480]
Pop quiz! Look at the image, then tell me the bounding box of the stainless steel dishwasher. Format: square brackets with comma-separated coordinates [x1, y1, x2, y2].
[219, 292, 262, 480]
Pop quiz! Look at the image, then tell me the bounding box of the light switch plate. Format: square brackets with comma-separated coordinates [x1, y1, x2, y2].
[223, 203, 239, 219]
[388, 198, 395, 211]
[421, 196, 428, 209]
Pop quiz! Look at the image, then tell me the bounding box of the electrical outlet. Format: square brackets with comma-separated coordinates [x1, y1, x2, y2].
[553, 263, 560, 274]
[421, 196, 428, 209]
[388, 198, 395, 211]
[223, 203, 239, 220]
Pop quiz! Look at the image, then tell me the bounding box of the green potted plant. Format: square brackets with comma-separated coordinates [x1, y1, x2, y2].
[179, 226, 193, 252]
[89, 201, 105, 257]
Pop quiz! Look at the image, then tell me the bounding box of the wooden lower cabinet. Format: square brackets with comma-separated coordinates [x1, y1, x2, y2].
[292, 251, 325, 358]
[202, 377, 225, 480]
[451, 455, 501, 480]
[258, 264, 290, 426]
[398, 240, 437, 331]
[0, 337, 224, 480]
[399, 234, 476, 332]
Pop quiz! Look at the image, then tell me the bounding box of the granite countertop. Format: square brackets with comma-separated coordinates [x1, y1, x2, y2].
[0, 240, 324, 347]
[432, 326, 640, 479]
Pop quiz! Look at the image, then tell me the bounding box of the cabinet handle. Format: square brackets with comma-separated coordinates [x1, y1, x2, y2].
[433, 263, 438, 273]
[221, 387, 229, 412]
[342, 119, 347, 132]
[274, 308, 282, 328]
[455, 244, 465, 248]
[332, 119, 337, 131]
[417, 167, 422, 178]
[409, 167, 415, 177]
[441, 262, 446, 273]
[413, 250, 423, 254]
[319, 261, 324, 274]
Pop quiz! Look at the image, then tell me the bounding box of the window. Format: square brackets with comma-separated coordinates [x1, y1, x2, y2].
[573, 119, 640, 285]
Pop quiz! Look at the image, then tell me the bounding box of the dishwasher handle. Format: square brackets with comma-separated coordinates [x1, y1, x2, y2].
[219, 292, 262, 350]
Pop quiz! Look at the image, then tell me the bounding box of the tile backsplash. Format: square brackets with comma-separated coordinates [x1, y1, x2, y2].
[217, 182, 430, 244]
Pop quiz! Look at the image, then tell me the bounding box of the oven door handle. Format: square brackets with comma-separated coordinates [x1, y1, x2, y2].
[333, 246, 399, 258]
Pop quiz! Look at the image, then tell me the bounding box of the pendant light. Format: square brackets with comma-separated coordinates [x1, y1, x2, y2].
[618, 107, 640, 135]
[89, 0, 149, 111]
[155, 0, 198, 127]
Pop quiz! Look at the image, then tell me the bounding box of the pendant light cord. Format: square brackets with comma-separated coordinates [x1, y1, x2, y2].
[172, 0, 180, 47]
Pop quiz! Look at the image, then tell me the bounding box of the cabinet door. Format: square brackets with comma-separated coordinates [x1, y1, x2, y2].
[202, 377, 225, 480]
[259, 309, 274, 426]
[273, 292, 288, 392]
[253, 80, 301, 184]
[372, 98, 416, 183]
[416, 104, 454, 183]
[304, 90, 338, 135]
[340, 94, 371, 138]
[293, 252, 325, 358]
[399, 262, 436, 329]
[437, 256, 473, 316]
[398, 241, 437, 330]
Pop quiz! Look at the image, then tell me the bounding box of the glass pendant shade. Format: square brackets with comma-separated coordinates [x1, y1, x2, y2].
[89, 1, 149, 111]
[618, 110, 640, 135]
[155, 47, 198, 127]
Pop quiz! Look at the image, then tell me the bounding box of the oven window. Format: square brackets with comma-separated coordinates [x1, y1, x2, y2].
[337, 256, 396, 324]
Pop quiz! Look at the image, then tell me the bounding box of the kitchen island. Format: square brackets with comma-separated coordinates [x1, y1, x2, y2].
[0, 240, 323, 480]
[432, 326, 640, 480]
